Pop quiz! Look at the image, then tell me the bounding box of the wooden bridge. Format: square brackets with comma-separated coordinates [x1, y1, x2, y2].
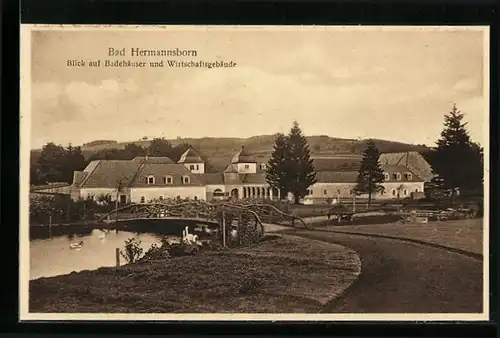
[97, 200, 311, 232]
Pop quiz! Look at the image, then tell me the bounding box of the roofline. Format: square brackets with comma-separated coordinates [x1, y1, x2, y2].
[79, 160, 101, 187]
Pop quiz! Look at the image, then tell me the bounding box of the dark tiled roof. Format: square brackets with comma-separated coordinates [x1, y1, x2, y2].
[231, 146, 256, 163]
[80, 160, 142, 188]
[73, 171, 87, 186]
[132, 163, 204, 187]
[312, 158, 361, 171]
[178, 146, 205, 164]
[132, 156, 175, 164]
[315, 171, 359, 183]
[242, 173, 267, 184]
[197, 173, 225, 185]
[224, 163, 238, 173]
[315, 165, 423, 184]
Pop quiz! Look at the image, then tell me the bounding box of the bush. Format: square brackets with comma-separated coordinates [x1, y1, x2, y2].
[120, 237, 144, 263]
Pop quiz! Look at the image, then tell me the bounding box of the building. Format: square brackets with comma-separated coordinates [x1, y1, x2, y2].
[379, 151, 434, 182]
[70, 146, 426, 204]
[303, 164, 425, 204]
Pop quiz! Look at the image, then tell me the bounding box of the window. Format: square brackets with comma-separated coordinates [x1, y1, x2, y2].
[349, 189, 353, 195]
[196, 164, 199, 170]
[244, 164, 250, 169]
[260, 163, 266, 170]
[404, 172, 412, 180]
[147, 175, 155, 184]
[337, 189, 341, 194]
[119, 195, 126, 203]
[415, 188, 419, 192]
[324, 189, 327, 195]
[140, 196, 145, 203]
[164, 175, 173, 184]
[393, 172, 401, 180]
[182, 175, 190, 184]
[403, 189, 408, 196]
[307, 189, 313, 195]
[189, 165, 195, 170]
[384, 173, 390, 181]
[392, 189, 396, 196]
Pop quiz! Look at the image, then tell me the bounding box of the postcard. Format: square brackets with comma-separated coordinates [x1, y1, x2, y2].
[20, 24, 490, 321]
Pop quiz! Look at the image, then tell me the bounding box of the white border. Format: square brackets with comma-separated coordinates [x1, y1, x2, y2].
[19, 24, 490, 322]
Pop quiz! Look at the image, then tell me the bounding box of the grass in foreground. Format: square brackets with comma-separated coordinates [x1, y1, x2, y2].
[30, 235, 360, 313]
[324, 218, 483, 255]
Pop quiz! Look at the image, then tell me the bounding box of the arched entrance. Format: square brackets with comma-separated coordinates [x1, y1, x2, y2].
[272, 187, 279, 199]
[231, 188, 239, 199]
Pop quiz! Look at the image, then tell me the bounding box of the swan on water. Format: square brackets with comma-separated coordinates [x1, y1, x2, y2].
[69, 241, 84, 249]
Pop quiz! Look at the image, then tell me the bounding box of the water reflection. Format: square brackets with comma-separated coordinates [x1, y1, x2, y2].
[30, 230, 162, 280]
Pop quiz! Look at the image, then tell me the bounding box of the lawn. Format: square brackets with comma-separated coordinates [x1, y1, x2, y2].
[30, 235, 361, 313]
[323, 218, 484, 255]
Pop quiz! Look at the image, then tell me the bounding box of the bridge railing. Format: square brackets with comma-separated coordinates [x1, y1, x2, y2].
[97, 199, 310, 230]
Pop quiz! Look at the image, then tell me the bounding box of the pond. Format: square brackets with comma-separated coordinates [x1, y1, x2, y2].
[30, 229, 163, 280]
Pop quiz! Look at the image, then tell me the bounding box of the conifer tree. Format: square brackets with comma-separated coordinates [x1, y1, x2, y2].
[265, 133, 291, 199]
[430, 104, 483, 198]
[355, 139, 385, 207]
[287, 121, 316, 204]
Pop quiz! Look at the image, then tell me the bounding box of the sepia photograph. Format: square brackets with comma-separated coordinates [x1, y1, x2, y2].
[20, 25, 489, 321]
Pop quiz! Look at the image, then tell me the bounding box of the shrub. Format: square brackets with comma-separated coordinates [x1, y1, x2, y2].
[120, 237, 144, 263]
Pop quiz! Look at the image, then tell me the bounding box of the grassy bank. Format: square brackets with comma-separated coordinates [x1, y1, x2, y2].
[321, 218, 484, 255]
[30, 235, 360, 313]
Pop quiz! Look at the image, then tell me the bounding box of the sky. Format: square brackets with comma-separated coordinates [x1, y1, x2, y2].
[26, 26, 487, 149]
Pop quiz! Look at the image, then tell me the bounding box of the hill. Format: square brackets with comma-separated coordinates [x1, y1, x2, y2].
[30, 135, 430, 172]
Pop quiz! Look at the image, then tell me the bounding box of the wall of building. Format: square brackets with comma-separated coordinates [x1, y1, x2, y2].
[307, 183, 356, 199]
[205, 184, 227, 200]
[237, 163, 257, 174]
[130, 186, 206, 203]
[306, 181, 425, 202]
[183, 163, 205, 174]
[79, 188, 118, 201]
[380, 182, 425, 199]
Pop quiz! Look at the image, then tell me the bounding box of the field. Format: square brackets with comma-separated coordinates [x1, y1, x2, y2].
[30, 235, 361, 313]
[323, 218, 484, 256]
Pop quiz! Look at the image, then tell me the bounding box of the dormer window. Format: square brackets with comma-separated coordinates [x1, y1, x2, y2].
[244, 164, 250, 169]
[182, 175, 190, 184]
[196, 164, 199, 170]
[189, 165, 195, 170]
[404, 172, 412, 181]
[384, 173, 390, 181]
[393, 172, 401, 181]
[164, 175, 173, 184]
[260, 163, 266, 170]
[146, 175, 155, 184]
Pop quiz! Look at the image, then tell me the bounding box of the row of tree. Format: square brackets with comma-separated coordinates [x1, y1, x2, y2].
[30, 138, 194, 185]
[265, 104, 484, 205]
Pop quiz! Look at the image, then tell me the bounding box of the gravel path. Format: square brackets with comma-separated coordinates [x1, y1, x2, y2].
[289, 229, 483, 313]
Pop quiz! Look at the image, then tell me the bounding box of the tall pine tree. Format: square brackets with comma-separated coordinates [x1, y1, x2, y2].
[287, 121, 316, 204]
[265, 133, 292, 199]
[430, 104, 483, 198]
[355, 140, 385, 207]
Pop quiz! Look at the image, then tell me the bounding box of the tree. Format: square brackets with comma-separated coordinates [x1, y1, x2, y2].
[266, 133, 292, 199]
[123, 143, 146, 158]
[147, 138, 174, 157]
[287, 121, 317, 203]
[430, 104, 483, 200]
[355, 140, 385, 207]
[36, 143, 67, 183]
[62, 144, 87, 183]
